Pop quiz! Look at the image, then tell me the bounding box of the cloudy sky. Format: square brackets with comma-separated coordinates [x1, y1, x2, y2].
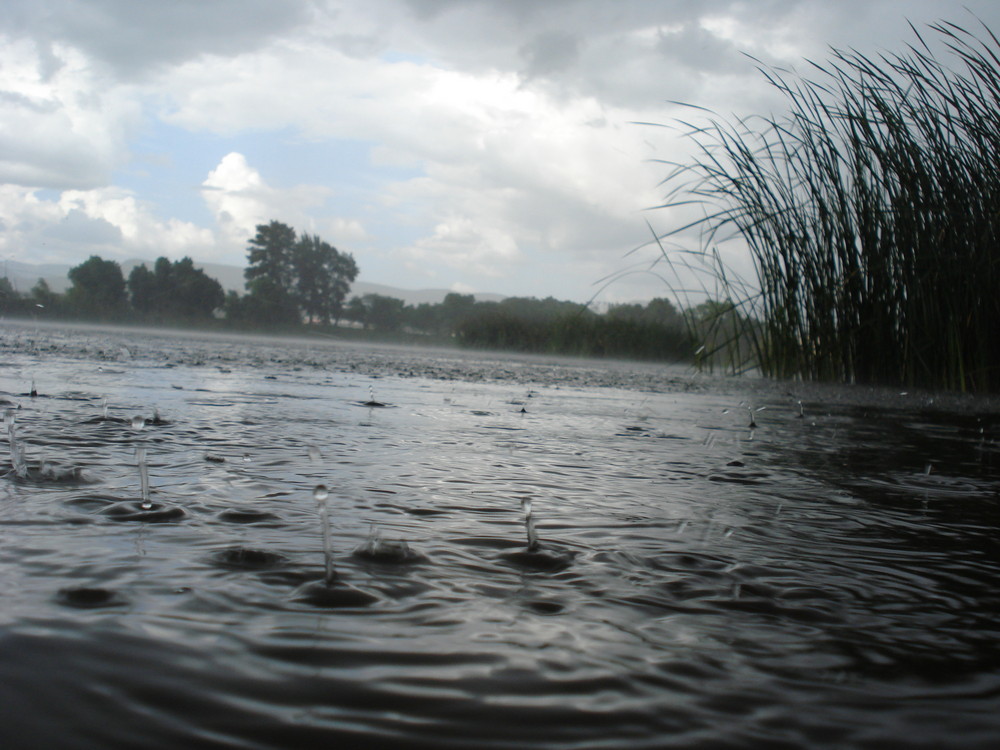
[2, 0, 997, 304]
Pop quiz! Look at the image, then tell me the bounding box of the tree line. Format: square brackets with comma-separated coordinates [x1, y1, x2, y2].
[337, 292, 696, 361]
[0, 217, 730, 362]
[0, 220, 358, 328]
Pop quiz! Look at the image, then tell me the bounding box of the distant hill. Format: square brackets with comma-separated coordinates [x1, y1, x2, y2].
[2, 258, 505, 307]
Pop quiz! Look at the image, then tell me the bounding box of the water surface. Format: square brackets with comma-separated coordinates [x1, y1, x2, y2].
[2, 322, 998, 749]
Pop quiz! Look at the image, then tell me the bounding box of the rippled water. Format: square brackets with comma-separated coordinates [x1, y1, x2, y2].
[2, 321, 999, 749]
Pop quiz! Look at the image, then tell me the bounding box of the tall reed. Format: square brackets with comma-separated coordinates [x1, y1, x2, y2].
[654, 19, 1000, 392]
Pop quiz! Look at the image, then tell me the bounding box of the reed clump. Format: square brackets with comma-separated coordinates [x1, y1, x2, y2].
[655, 18, 1000, 392]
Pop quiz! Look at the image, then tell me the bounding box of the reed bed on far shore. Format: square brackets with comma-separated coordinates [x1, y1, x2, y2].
[653, 18, 1000, 393]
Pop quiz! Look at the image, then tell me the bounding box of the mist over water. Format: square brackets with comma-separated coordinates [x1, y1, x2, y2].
[2, 321, 999, 749]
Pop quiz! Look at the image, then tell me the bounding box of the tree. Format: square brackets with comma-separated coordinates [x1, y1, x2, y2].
[30, 279, 62, 317]
[644, 298, 682, 329]
[229, 277, 300, 328]
[0, 277, 20, 315]
[66, 256, 127, 319]
[129, 257, 224, 320]
[438, 292, 476, 334]
[406, 302, 442, 335]
[245, 221, 297, 290]
[345, 296, 369, 328]
[606, 303, 645, 322]
[170, 257, 224, 318]
[244, 221, 360, 326]
[292, 234, 359, 324]
[361, 293, 405, 331]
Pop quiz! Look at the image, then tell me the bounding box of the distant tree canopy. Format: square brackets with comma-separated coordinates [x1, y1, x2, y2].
[346, 293, 405, 331]
[225, 277, 301, 328]
[239, 221, 359, 325]
[333, 290, 694, 361]
[453, 296, 691, 360]
[129, 257, 224, 320]
[66, 256, 128, 319]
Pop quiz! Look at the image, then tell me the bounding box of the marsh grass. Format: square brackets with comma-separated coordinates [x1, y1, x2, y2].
[648, 18, 1000, 392]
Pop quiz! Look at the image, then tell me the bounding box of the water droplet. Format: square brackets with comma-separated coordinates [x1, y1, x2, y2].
[521, 496, 538, 550]
[131, 415, 145, 431]
[312, 484, 335, 584]
[242, 453, 251, 463]
[135, 446, 151, 509]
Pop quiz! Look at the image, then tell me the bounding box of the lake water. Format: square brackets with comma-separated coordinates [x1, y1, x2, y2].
[2, 321, 999, 749]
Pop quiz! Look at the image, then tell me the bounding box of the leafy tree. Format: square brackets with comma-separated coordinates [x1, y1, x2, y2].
[406, 302, 442, 335]
[30, 279, 63, 317]
[243, 221, 360, 325]
[129, 257, 224, 320]
[345, 296, 369, 328]
[128, 264, 159, 316]
[292, 234, 359, 324]
[644, 297, 682, 328]
[170, 257, 225, 318]
[245, 220, 297, 290]
[360, 293, 405, 331]
[229, 277, 300, 328]
[499, 296, 587, 322]
[0, 277, 20, 315]
[66, 256, 127, 319]
[438, 292, 476, 333]
[606, 302, 645, 322]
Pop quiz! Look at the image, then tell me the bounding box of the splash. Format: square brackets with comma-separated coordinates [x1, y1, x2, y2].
[136, 447, 151, 510]
[522, 496, 539, 551]
[313, 484, 335, 585]
[6, 411, 28, 479]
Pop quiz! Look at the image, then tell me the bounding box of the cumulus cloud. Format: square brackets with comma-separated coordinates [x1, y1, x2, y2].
[0, 184, 215, 265]
[0, 37, 139, 189]
[200, 152, 365, 259]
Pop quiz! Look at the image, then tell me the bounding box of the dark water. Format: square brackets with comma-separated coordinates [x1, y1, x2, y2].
[2, 321, 999, 749]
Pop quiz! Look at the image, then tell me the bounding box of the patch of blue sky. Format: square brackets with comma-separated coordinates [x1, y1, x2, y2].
[115, 116, 424, 227]
[380, 50, 427, 65]
[34, 189, 62, 202]
[116, 116, 230, 225]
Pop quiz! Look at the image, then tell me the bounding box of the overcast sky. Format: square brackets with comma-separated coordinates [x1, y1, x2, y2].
[2, 0, 998, 304]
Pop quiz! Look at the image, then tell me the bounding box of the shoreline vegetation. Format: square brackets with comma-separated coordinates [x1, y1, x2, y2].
[0, 231, 697, 363]
[644, 17, 1000, 394]
[0, 289, 697, 364]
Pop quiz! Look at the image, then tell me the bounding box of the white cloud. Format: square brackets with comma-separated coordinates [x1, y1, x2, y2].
[0, 183, 215, 264]
[0, 36, 140, 189]
[199, 152, 365, 258]
[401, 215, 522, 278]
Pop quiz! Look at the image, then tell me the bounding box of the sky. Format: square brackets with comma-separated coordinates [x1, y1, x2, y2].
[2, 0, 998, 305]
